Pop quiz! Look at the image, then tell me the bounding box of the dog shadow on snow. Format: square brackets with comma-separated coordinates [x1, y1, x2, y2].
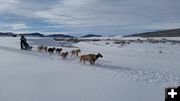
[94, 62, 134, 71]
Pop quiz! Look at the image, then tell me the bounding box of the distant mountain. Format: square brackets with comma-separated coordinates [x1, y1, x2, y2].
[108, 35, 122, 38]
[125, 28, 180, 37]
[0, 32, 16, 37]
[0, 32, 76, 38]
[46, 34, 75, 38]
[18, 33, 44, 37]
[81, 34, 102, 38]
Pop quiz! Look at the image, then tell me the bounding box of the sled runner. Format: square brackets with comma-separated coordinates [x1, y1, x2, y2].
[21, 46, 33, 51]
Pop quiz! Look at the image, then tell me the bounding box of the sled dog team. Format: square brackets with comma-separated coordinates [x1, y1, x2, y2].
[37, 45, 103, 65]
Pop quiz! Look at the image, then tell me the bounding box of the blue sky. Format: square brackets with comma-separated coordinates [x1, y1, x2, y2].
[0, 0, 180, 36]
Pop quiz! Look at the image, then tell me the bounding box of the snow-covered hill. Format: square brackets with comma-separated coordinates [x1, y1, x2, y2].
[0, 37, 180, 101]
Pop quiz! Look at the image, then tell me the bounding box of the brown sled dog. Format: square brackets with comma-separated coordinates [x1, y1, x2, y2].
[43, 46, 48, 52]
[60, 52, 68, 59]
[79, 53, 103, 65]
[71, 49, 81, 56]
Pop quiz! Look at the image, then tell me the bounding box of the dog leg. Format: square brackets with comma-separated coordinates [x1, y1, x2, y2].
[79, 59, 82, 63]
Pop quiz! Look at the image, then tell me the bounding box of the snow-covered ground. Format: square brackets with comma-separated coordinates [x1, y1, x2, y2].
[0, 37, 180, 101]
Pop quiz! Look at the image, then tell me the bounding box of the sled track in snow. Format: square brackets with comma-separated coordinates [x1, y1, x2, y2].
[1, 45, 180, 85]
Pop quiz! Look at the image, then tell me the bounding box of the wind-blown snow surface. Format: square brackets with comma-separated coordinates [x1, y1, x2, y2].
[0, 37, 180, 101]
